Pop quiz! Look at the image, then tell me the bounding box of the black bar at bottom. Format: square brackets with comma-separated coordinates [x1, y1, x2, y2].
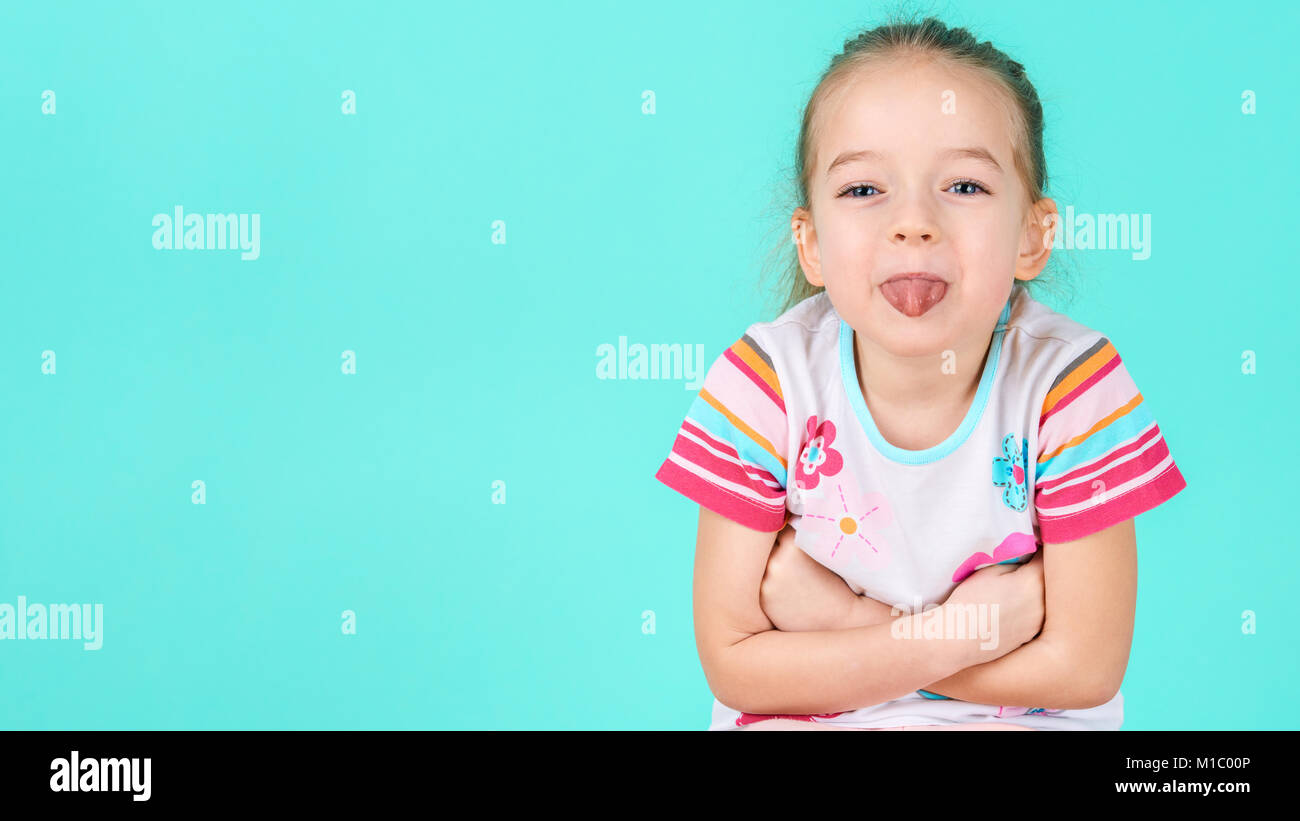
[0, 729, 1286, 808]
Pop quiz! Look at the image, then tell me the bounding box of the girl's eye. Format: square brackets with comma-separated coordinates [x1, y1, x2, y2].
[837, 183, 880, 198]
[947, 179, 991, 196]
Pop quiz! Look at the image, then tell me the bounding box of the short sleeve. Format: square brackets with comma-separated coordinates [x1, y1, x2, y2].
[654, 330, 789, 532]
[1034, 336, 1187, 544]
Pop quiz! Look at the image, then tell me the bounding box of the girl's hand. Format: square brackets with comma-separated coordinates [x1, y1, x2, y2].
[942, 552, 1045, 659]
[759, 524, 863, 632]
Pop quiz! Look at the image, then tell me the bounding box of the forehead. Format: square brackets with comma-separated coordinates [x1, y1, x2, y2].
[815, 55, 1018, 173]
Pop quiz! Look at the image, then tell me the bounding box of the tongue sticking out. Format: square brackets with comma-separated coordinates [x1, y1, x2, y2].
[881, 278, 947, 317]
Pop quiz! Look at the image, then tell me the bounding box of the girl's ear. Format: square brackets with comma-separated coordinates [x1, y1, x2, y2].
[792, 208, 825, 287]
[1015, 197, 1057, 283]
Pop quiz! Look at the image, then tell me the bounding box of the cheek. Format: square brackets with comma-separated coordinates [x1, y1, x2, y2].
[817, 225, 874, 284]
[954, 224, 1019, 277]
[816, 229, 882, 322]
[818, 263, 872, 319]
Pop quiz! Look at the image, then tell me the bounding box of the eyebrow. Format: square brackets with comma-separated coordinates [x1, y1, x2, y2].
[825, 146, 1004, 177]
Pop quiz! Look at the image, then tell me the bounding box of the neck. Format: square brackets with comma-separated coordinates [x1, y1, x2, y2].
[852, 320, 998, 425]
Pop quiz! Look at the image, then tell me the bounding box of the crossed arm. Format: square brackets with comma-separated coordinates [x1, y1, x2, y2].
[789, 518, 1139, 710]
[694, 503, 1138, 715]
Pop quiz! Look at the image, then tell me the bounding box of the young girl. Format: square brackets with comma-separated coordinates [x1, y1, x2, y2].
[654, 15, 1187, 730]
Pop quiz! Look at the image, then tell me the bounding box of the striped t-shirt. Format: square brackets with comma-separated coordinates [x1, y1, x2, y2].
[654, 283, 1187, 730]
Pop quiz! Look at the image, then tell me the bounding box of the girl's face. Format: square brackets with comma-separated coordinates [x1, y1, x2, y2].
[793, 55, 1054, 358]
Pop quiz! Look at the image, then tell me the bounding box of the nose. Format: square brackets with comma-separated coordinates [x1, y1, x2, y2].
[891, 217, 937, 244]
[893, 225, 935, 243]
[889, 195, 940, 245]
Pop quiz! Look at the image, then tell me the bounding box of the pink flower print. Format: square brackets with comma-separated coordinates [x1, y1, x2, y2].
[735, 711, 846, 727]
[795, 415, 843, 491]
[951, 532, 1038, 584]
[798, 483, 894, 574]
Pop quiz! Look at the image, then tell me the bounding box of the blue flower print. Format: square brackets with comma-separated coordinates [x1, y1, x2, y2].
[991, 433, 1029, 512]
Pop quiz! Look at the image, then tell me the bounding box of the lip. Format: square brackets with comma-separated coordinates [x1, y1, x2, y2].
[882, 271, 948, 285]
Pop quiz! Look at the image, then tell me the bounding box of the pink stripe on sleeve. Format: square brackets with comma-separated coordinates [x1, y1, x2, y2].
[1037, 462, 1187, 544]
[706, 354, 788, 449]
[680, 420, 781, 488]
[723, 347, 785, 413]
[1041, 353, 1121, 424]
[655, 458, 787, 533]
[1040, 363, 1140, 449]
[1037, 423, 1163, 494]
[670, 431, 785, 502]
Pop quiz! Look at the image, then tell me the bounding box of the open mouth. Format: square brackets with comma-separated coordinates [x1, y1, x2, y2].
[880, 273, 947, 317]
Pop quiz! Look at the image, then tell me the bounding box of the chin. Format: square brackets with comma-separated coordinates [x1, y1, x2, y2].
[859, 320, 945, 354]
[884, 336, 954, 359]
[871, 307, 952, 342]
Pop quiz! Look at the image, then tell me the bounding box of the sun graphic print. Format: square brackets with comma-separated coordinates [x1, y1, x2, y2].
[795, 474, 894, 575]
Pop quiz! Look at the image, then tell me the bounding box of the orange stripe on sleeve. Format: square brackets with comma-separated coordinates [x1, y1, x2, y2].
[731, 339, 783, 400]
[1038, 392, 1144, 465]
[1042, 341, 1118, 416]
[699, 388, 788, 470]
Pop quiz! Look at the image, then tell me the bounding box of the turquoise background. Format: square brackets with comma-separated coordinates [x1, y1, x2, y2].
[1, 0, 1295, 729]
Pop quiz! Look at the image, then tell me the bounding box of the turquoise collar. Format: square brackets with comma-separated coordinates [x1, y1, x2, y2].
[838, 294, 1013, 465]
